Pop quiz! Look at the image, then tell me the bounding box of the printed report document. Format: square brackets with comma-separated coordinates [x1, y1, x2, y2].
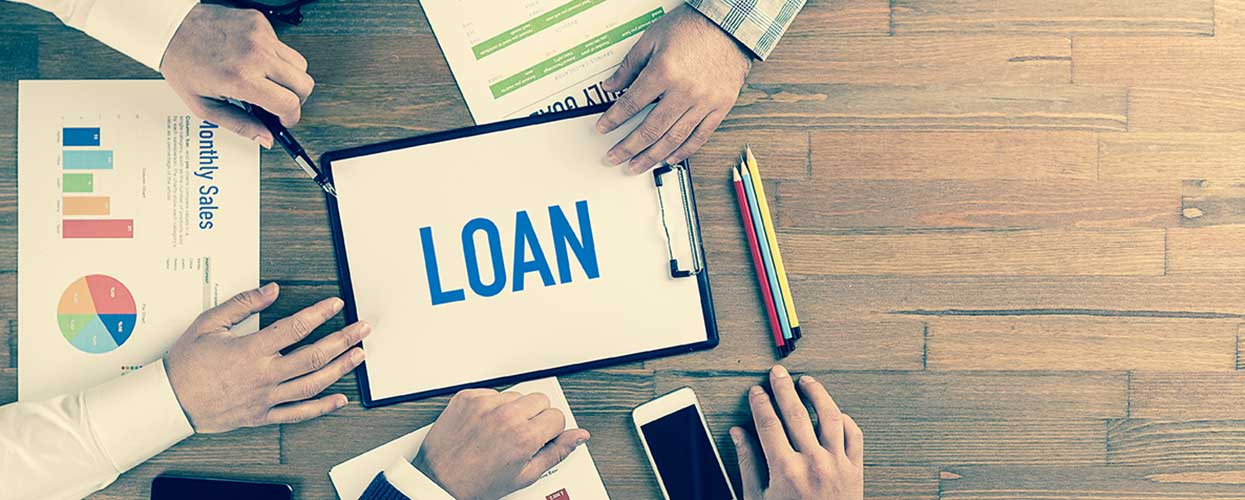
[17, 80, 259, 400]
[419, 0, 682, 124]
[330, 377, 609, 500]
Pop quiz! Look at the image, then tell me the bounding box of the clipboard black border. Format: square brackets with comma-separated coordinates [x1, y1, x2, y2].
[320, 104, 719, 408]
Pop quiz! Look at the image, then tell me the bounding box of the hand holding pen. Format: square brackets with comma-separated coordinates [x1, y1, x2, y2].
[229, 99, 337, 197]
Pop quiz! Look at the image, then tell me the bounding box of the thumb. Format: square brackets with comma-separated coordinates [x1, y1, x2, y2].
[603, 37, 654, 92]
[520, 429, 590, 485]
[732, 426, 765, 499]
[198, 98, 275, 148]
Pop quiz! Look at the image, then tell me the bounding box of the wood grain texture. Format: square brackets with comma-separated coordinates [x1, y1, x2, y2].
[852, 417, 1108, 465]
[1109, 419, 1245, 469]
[751, 36, 1071, 85]
[810, 131, 1098, 180]
[1099, 133, 1245, 178]
[1181, 180, 1245, 226]
[1074, 38, 1245, 85]
[1127, 86, 1245, 132]
[779, 229, 1167, 276]
[892, 0, 1215, 35]
[795, 274, 1245, 319]
[655, 371, 1128, 420]
[926, 317, 1237, 371]
[1167, 226, 1245, 274]
[778, 0, 891, 39]
[723, 84, 1128, 131]
[776, 180, 1179, 229]
[645, 272, 925, 371]
[939, 465, 1245, 499]
[1131, 372, 1245, 419]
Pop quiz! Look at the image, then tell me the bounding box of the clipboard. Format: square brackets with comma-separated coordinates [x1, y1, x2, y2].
[322, 104, 718, 407]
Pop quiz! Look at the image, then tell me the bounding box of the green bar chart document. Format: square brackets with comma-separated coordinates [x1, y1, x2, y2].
[419, 0, 683, 124]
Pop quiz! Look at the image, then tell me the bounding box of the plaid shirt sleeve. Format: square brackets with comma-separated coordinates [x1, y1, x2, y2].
[685, 0, 806, 60]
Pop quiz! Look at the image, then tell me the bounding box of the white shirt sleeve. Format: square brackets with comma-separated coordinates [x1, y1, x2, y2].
[0, 360, 195, 500]
[379, 458, 456, 499]
[10, 0, 200, 71]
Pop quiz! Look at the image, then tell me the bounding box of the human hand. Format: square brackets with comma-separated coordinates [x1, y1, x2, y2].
[413, 389, 591, 500]
[595, 5, 752, 174]
[161, 4, 315, 148]
[164, 283, 370, 434]
[731, 365, 864, 500]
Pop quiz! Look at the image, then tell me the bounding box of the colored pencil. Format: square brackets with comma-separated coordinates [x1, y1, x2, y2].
[745, 146, 801, 340]
[734, 166, 788, 357]
[740, 161, 795, 349]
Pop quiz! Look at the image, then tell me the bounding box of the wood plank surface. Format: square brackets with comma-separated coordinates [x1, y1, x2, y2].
[925, 317, 1238, 371]
[752, 36, 1072, 85]
[723, 84, 1128, 131]
[810, 131, 1099, 180]
[1126, 86, 1245, 132]
[0, 0, 1242, 498]
[779, 229, 1167, 277]
[776, 179, 1178, 229]
[1131, 372, 1245, 419]
[1109, 419, 1245, 469]
[1074, 38, 1245, 85]
[892, 0, 1215, 35]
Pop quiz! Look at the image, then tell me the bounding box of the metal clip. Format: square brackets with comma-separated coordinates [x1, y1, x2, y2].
[653, 161, 704, 278]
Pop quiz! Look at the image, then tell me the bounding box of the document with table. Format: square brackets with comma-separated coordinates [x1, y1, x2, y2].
[17, 80, 259, 400]
[418, 0, 682, 123]
[330, 377, 608, 500]
[324, 106, 718, 406]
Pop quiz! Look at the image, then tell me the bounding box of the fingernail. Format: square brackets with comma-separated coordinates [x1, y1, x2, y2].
[749, 385, 765, 396]
[335, 395, 348, 408]
[730, 427, 743, 444]
[351, 348, 365, 363]
[356, 322, 373, 338]
[261, 282, 279, 297]
[801, 375, 816, 385]
[595, 121, 609, 134]
[628, 159, 649, 174]
[331, 297, 345, 312]
[772, 365, 790, 378]
[606, 151, 624, 166]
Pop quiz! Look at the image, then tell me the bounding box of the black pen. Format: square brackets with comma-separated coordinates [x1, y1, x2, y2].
[229, 99, 337, 197]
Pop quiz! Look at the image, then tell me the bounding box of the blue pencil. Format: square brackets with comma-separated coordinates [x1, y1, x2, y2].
[740, 161, 794, 346]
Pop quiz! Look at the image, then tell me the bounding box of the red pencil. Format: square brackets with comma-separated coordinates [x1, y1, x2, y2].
[734, 165, 788, 357]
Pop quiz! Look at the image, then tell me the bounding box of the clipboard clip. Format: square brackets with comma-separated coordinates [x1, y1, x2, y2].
[653, 161, 705, 279]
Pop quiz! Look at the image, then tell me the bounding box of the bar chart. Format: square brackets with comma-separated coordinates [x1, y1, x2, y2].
[59, 126, 132, 239]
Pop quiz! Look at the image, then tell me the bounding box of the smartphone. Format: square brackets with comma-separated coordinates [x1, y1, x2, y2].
[633, 387, 737, 500]
[151, 474, 292, 500]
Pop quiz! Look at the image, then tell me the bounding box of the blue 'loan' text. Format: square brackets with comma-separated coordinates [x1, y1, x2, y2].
[420, 200, 600, 305]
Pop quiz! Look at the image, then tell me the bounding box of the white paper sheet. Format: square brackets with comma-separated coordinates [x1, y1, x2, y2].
[331, 110, 708, 401]
[329, 377, 609, 500]
[17, 80, 259, 400]
[419, 0, 683, 124]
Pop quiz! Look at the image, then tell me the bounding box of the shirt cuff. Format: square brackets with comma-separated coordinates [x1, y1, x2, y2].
[381, 458, 456, 500]
[82, 360, 195, 473]
[684, 0, 806, 60]
[80, 0, 200, 71]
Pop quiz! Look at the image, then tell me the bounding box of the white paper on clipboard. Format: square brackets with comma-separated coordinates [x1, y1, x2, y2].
[328, 109, 714, 403]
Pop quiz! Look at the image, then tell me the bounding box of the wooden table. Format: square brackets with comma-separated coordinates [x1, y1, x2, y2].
[6, 0, 1245, 498]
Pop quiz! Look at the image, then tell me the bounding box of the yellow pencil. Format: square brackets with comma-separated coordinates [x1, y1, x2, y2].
[744, 145, 801, 337]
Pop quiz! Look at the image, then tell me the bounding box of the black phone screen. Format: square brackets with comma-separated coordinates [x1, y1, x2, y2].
[640, 405, 733, 500]
[151, 475, 292, 500]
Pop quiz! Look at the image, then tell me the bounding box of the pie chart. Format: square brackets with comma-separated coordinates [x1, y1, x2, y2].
[57, 275, 137, 354]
